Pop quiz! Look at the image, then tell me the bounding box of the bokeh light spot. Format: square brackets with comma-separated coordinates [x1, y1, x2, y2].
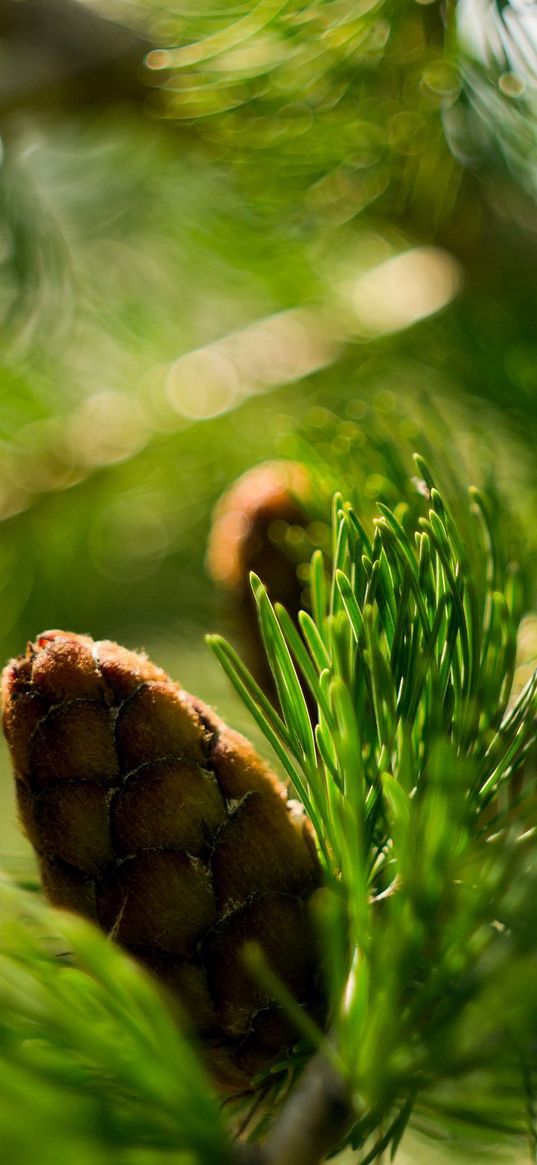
[348, 247, 462, 336]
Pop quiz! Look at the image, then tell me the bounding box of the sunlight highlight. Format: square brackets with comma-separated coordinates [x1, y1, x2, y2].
[347, 246, 462, 336]
[164, 309, 337, 420]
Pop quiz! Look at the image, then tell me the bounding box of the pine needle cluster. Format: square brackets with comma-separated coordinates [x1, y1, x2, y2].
[210, 454, 537, 1160]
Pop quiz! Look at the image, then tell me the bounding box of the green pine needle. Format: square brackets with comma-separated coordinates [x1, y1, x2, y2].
[0, 875, 227, 1165]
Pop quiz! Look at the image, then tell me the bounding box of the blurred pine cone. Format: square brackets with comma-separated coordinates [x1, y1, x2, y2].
[2, 631, 322, 1088]
[207, 461, 311, 699]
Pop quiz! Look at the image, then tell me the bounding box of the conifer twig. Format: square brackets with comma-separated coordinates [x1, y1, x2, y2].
[233, 1051, 353, 1165]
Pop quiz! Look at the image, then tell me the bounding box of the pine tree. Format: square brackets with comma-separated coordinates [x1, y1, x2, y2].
[1, 4, 537, 1163]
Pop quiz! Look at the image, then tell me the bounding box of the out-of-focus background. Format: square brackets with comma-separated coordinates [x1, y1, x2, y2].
[1, 2, 536, 803]
[0, 9, 534, 802]
[0, 6, 537, 1154]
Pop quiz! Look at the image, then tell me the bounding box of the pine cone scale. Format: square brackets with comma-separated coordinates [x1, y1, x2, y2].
[35, 781, 114, 873]
[97, 850, 218, 957]
[110, 760, 227, 855]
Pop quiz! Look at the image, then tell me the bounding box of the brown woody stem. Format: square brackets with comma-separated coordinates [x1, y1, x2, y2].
[233, 1052, 354, 1165]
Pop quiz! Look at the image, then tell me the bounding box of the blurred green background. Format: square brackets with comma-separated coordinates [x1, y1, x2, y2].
[1, 6, 537, 1154]
[1, 4, 537, 796]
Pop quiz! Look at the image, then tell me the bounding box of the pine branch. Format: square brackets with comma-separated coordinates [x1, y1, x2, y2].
[233, 1051, 353, 1165]
[2, 455, 537, 1164]
[210, 457, 537, 1161]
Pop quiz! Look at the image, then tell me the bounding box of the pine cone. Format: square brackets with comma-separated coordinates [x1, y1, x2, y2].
[207, 461, 311, 699]
[2, 631, 322, 1088]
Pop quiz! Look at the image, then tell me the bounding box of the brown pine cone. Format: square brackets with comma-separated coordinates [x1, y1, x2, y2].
[207, 461, 311, 699]
[2, 631, 322, 1089]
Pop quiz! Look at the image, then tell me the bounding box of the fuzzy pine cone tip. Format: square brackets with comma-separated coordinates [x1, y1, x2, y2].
[1, 631, 322, 1087]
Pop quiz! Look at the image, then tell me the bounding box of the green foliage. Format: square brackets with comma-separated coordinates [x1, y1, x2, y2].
[0, 875, 227, 1165]
[1, 3, 537, 1161]
[456, 0, 537, 199]
[1, 446, 536, 1163]
[144, 0, 453, 231]
[210, 458, 537, 1159]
